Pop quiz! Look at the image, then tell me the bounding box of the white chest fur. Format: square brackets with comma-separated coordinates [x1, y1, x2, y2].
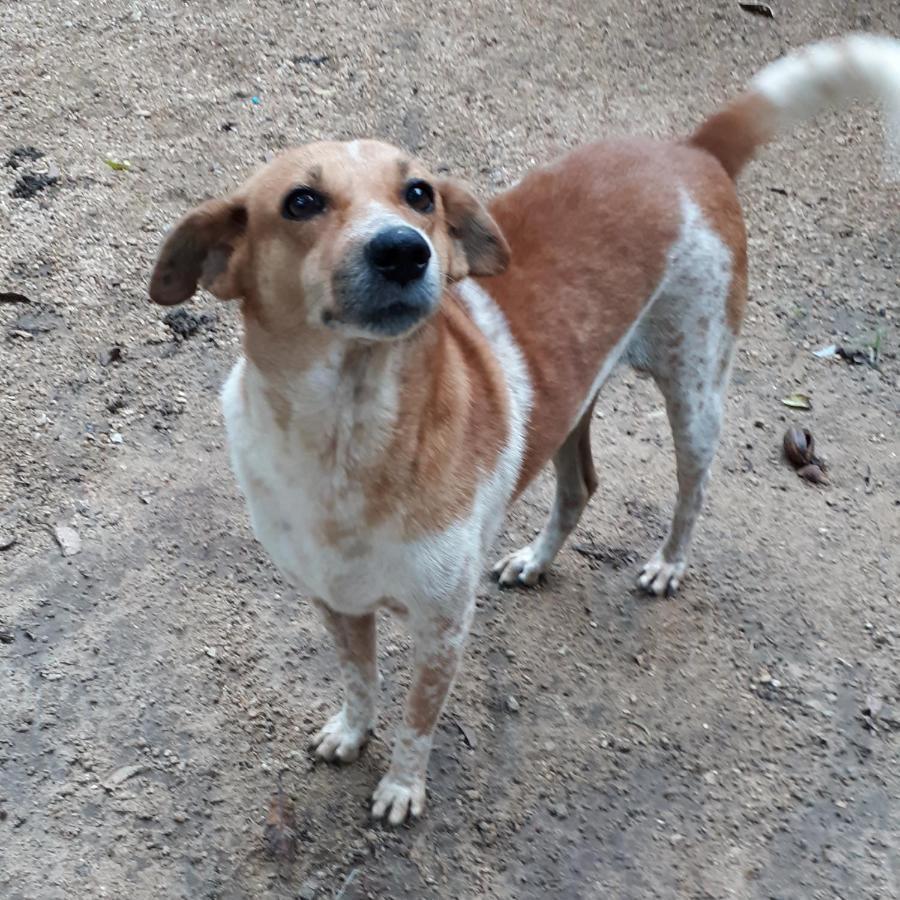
[220, 281, 532, 614]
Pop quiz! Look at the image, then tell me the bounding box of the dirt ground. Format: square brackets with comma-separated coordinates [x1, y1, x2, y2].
[2, 1, 899, 898]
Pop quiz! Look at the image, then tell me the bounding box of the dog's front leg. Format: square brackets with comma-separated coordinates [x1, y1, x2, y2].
[310, 599, 377, 763]
[371, 601, 473, 825]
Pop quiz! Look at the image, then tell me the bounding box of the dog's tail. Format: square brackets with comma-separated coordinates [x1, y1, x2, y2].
[689, 34, 900, 179]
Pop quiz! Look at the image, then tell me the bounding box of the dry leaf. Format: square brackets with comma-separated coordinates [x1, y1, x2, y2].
[738, 2, 774, 17]
[781, 393, 811, 410]
[102, 764, 146, 790]
[264, 783, 298, 862]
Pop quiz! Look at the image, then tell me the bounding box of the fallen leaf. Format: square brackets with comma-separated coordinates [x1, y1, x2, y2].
[781, 393, 811, 410]
[264, 781, 298, 862]
[104, 158, 132, 172]
[739, 2, 774, 16]
[813, 343, 879, 368]
[102, 764, 146, 791]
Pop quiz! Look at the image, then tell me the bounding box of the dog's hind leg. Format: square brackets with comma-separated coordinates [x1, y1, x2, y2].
[631, 192, 745, 597]
[493, 399, 598, 586]
[637, 337, 734, 597]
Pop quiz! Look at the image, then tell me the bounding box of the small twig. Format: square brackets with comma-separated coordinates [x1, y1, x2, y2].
[335, 867, 361, 899]
[625, 718, 652, 739]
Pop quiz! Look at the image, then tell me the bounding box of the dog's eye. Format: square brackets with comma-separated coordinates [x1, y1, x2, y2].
[283, 187, 326, 220]
[404, 180, 434, 214]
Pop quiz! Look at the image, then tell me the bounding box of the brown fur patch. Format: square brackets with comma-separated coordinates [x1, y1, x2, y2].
[360, 295, 508, 536]
[687, 91, 777, 181]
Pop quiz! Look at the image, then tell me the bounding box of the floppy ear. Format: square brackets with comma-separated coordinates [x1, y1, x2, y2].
[438, 178, 510, 279]
[149, 198, 248, 305]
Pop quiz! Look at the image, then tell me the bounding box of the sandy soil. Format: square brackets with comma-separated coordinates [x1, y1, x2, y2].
[1, 1, 899, 898]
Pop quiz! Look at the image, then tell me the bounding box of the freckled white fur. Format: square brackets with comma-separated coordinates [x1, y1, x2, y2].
[221, 279, 532, 820]
[632, 194, 734, 595]
[494, 192, 735, 595]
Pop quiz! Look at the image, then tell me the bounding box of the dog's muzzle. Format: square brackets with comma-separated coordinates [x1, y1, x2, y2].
[331, 225, 440, 338]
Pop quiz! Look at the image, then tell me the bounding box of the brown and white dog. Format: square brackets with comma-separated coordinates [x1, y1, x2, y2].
[150, 36, 900, 824]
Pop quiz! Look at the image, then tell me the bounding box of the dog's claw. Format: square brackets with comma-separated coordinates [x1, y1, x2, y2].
[371, 773, 426, 826]
[311, 709, 370, 763]
[638, 551, 686, 597]
[492, 546, 547, 587]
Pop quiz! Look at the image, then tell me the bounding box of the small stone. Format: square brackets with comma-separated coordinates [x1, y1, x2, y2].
[298, 877, 320, 900]
[550, 803, 569, 819]
[0, 626, 14, 644]
[505, 696, 520, 713]
[204, 646, 217, 659]
[109, 432, 124, 444]
[99, 346, 123, 367]
[0, 530, 15, 551]
[101, 764, 145, 790]
[53, 524, 81, 556]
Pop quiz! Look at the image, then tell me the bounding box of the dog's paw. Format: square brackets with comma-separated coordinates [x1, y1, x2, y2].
[371, 773, 426, 826]
[637, 551, 687, 597]
[492, 545, 547, 587]
[310, 709, 370, 763]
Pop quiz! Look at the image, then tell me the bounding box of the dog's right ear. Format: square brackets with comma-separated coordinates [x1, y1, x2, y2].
[149, 198, 248, 305]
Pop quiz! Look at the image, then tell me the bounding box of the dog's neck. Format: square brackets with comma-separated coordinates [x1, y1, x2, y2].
[240, 304, 440, 468]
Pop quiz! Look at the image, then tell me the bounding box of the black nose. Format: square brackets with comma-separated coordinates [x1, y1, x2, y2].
[365, 226, 431, 286]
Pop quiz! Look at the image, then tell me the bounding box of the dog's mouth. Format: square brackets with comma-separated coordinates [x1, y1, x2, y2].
[329, 261, 441, 339]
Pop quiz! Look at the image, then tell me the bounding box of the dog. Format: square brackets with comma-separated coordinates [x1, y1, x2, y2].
[150, 35, 900, 824]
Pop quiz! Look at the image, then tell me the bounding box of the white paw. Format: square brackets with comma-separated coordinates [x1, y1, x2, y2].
[310, 709, 370, 763]
[371, 773, 426, 826]
[492, 544, 548, 587]
[638, 551, 687, 597]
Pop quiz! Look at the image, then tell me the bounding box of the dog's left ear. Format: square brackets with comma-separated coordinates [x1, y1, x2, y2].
[438, 178, 510, 279]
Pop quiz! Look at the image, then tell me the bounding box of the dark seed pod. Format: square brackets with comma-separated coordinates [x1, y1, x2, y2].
[797, 463, 829, 485]
[783, 427, 815, 468]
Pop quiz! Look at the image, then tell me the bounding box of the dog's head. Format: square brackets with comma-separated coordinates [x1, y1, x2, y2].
[149, 140, 509, 340]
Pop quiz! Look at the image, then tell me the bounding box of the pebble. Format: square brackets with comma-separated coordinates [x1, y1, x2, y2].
[53, 524, 81, 556]
[505, 696, 520, 713]
[298, 877, 320, 899]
